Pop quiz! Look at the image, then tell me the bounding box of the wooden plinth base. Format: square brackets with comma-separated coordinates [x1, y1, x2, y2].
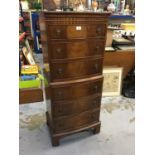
[46, 112, 101, 146]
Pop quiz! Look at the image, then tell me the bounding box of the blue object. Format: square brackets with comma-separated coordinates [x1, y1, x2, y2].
[31, 12, 42, 53]
[21, 75, 36, 81]
[110, 15, 135, 19]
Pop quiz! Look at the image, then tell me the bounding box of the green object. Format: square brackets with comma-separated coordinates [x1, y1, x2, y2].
[44, 78, 49, 86]
[38, 74, 44, 80]
[19, 73, 46, 89]
[32, 2, 41, 10]
[19, 79, 41, 89]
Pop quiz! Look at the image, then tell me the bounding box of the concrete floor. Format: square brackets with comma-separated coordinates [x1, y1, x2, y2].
[19, 96, 135, 155]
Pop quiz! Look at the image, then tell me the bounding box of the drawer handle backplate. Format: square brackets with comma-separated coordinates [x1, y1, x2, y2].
[91, 114, 96, 119]
[58, 107, 63, 113]
[94, 85, 98, 92]
[57, 91, 63, 97]
[57, 68, 63, 74]
[96, 27, 102, 34]
[93, 100, 97, 104]
[56, 29, 61, 36]
[94, 64, 98, 71]
[56, 48, 62, 54]
[58, 123, 63, 128]
[95, 45, 101, 52]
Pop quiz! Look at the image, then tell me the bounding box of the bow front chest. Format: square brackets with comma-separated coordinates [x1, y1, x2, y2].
[40, 12, 110, 146]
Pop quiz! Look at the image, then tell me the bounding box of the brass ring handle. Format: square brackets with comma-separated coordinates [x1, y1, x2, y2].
[92, 100, 97, 107]
[93, 100, 97, 104]
[58, 123, 63, 127]
[95, 45, 101, 53]
[56, 48, 62, 54]
[96, 45, 100, 49]
[91, 114, 95, 119]
[56, 29, 61, 36]
[57, 91, 62, 97]
[94, 64, 98, 70]
[96, 27, 102, 33]
[94, 85, 98, 92]
[58, 68, 63, 74]
[58, 108, 63, 113]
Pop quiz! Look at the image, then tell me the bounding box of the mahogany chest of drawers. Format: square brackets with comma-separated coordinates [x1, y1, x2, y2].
[39, 12, 110, 146]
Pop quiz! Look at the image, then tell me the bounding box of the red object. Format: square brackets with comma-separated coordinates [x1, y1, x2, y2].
[19, 17, 24, 22]
[19, 32, 26, 42]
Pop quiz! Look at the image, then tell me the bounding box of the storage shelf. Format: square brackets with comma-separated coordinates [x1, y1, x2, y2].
[110, 15, 135, 19]
[109, 15, 135, 24]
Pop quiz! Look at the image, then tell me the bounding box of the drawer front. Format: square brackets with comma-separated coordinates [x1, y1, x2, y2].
[49, 40, 105, 60]
[88, 24, 107, 38]
[47, 25, 106, 40]
[53, 96, 101, 117]
[67, 25, 87, 39]
[53, 110, 100, 133]
[47, 25, 66, 39]
[51, 78, 103, 101]
[47, 25, 87, 39]
[51, 58, 103, 81]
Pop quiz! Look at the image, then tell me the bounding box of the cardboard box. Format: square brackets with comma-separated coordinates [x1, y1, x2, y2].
[106, 29, 113, 47]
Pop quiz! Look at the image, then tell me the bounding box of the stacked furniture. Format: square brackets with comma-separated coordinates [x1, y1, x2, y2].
[40, 12, 110, 146]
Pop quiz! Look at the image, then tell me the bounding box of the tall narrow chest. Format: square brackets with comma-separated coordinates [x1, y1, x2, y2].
[40, 12, 110, 146]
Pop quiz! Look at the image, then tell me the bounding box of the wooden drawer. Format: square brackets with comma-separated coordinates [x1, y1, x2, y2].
[47, 25, 66, 39]
[51, 77, 103, 101]
[87, 24, 107, 38]
[47, 25, 87, 39]
[49, 39, 105, 60]
[47, 24, 106, 40]
[67, 25, 87, 39]
[50, 58, 103, 81]
[53, 95, 101, 117]
[53, 109, 100, 133]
